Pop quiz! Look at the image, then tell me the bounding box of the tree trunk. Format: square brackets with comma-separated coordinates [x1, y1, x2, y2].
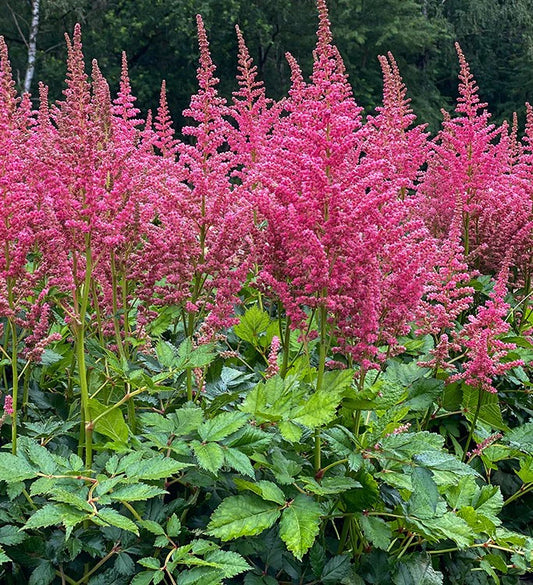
[23, 0, 40, 94]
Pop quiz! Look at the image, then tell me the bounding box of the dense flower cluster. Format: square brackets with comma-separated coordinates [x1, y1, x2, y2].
[0, 0, 529, 398]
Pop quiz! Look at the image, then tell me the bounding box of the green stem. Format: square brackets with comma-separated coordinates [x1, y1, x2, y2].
[337, 515, 351, 554]
[280, 310, 291, 378]
[55, 571, 78, 585]
[319, 458, 349, 477]
[76, 239, 94, 470]
[462, 387, 484, 462]
[9, 320, 18, 454]
[503, 482, 533, 506]
[314, 305, 328, 473]
[90, 387, 145, 426]
[21, 363, 31, 416]
[110, 252, 126, 359]
[121, 500, 142, 522]
[74, 546, 119, 585]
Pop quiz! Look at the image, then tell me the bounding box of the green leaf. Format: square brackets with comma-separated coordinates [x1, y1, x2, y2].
[0, 453, 37, 483]
[457, 506, 496, 536]
[139, 520, 166, 536]
[413, 452, 479, 482]
[23, 504, 65, 530]
[292, 376, 346, 428]
[29, 476, 56, 496]
[506, 422, 533, 453]
[115, 552, 136, 576]
[139, 412, 175, 433]
[109, 484, 167, 502]
[321, 555, 351, 585]
[131, 571, 155, 585]
[205, 550, 251, 578]
[310, 542, 326, 577]
[479, 560, 501, 584]
[225, 426, 271, 454]
[139, 557, 161, 570]
[29, 561, 55, 585]
[359, 515, 392, 550]
[234, 479, 286, 504]
[176, 339, 216, 369]
[170, 405, 205, 435]
[483, 553, 508, 574]
[167, 514, 181, 537]
[193, 441, 225, 474]
[40, 349, 64, 366]
[23, 441, 58, 475]
[517, 455, 533, 483]
[0, 545, 9, 565]
[409, 468, 440, 519]
[279, 494, 322, 560]
[392, 554, 443, 585]
[0, 524, 26, 546]
[299, 476, 361, 496]
[278, 421, 303, 442]
[462, 386, 508, 431]
[234, 305, 271, 345]
[474, 485, 503, 524]
[418, 513, 474, 548]
[7, 480, 25, 500]
[96, 507, 139, 535]
[405, 378, 444, 412]
[49, 488, 93, 512]
[207, 495, 280, 540]
[131, 454, 191, 480]
[445, 476, 478, 510]
[156, 340, 178, 368]
[223, 448, 255, 477]
[198, 412, 249, 442]
[88, 399, 129, 443]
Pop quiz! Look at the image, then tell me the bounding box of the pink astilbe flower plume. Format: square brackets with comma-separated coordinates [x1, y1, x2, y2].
[230, 25, 279, 173]
[450, 264, 523, 393]
[31, 27, 171, 349]
[253, 0, 431, 368]
[0, 37, 58, 362]
[151, 15, 254, 337]
[154, 80, 178, 158]
[417, 215, 475, 369]
[418, 43, 517, 273]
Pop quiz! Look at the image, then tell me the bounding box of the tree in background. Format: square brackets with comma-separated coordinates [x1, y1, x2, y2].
[1, 0, 533, 131]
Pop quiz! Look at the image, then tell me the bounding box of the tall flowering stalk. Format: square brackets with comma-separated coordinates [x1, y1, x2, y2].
[447, 265, 523, 459]
[255, 1, 430, 382]
[0, 38, 60, 453]
[252, 0, 432, 470]
[148, 16, 255, 399]
[33, 27, 163, 464]
[418, 44, 517, 269]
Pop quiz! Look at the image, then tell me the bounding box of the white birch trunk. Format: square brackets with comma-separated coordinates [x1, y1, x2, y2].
[23, 0, 40, 94]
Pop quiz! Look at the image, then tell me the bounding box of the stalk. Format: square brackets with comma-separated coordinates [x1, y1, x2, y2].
[76, 239, 94, 469]
[110, 251, 137, 432]
[9, 320, 18, 454]
[280, 313, 291, 378]
[314, 304, 328, 472]
[462, 387, 484, 462]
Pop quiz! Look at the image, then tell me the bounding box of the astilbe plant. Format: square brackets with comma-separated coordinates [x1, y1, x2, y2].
[0, 38, 60, 453]
[31, 26, 169, 463]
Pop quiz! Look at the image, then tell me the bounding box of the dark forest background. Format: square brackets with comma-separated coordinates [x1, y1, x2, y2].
[2, 0, 533, 132]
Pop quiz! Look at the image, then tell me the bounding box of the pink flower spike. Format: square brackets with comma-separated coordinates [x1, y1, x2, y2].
[3, 395, 13, 416]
